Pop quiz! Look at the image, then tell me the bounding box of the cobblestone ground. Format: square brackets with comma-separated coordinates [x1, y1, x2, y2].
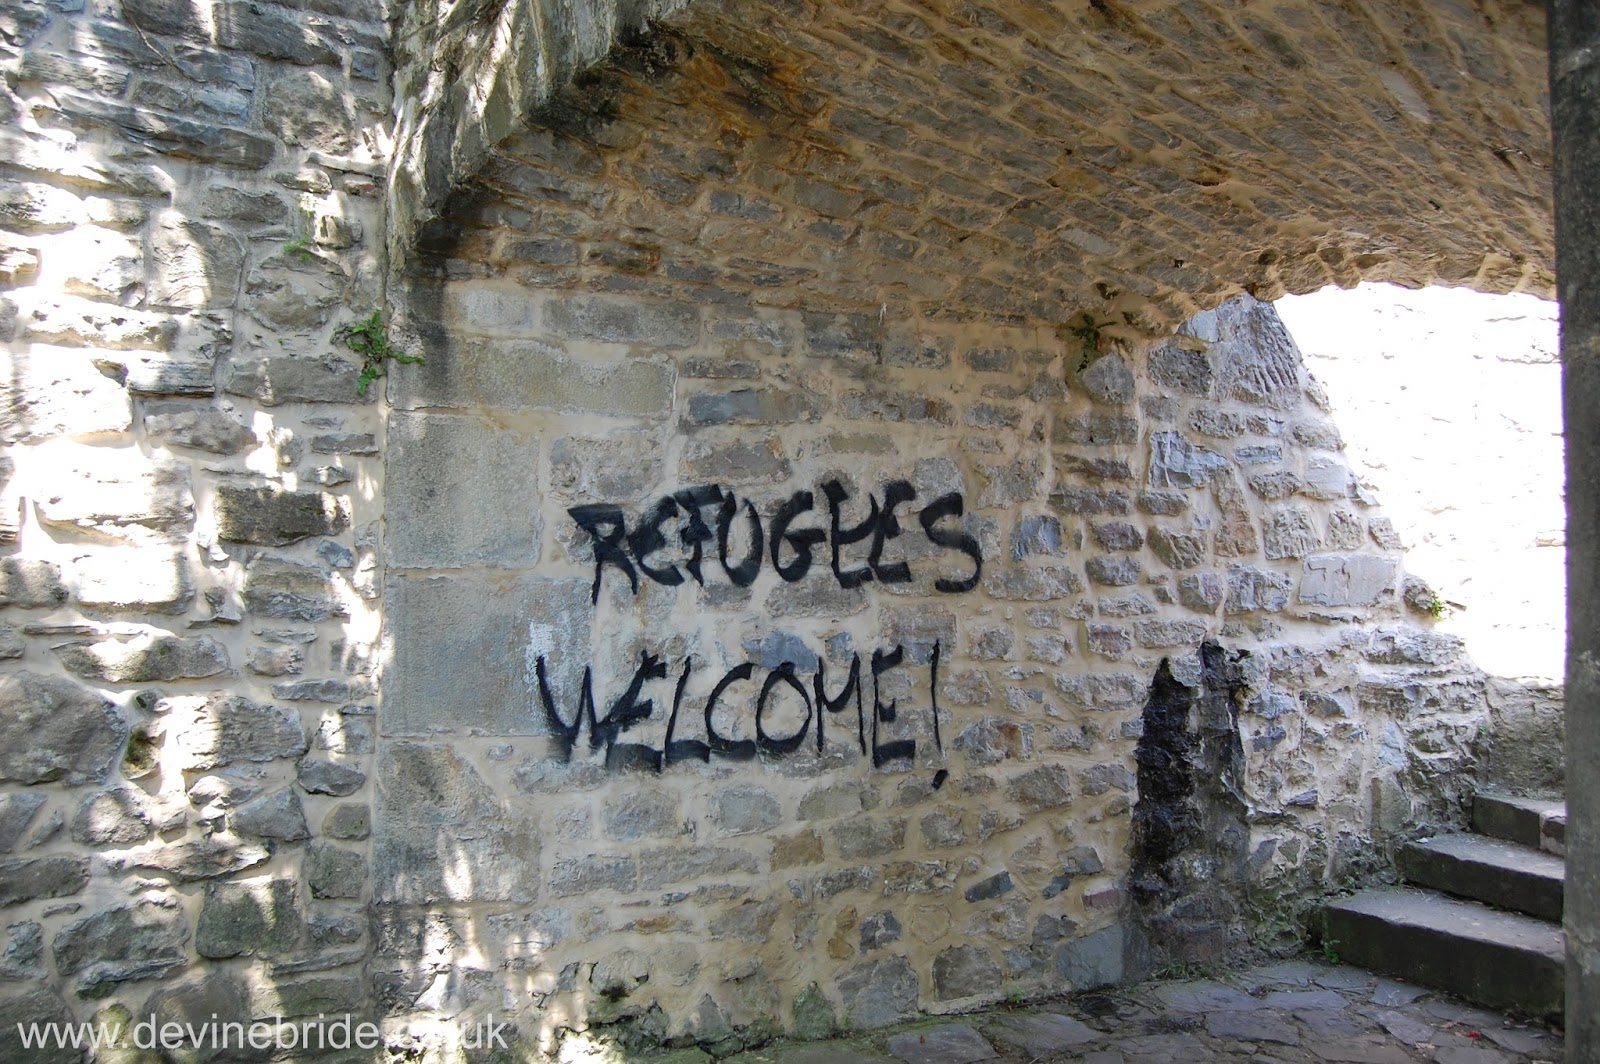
[719, 957, 1563, 1064]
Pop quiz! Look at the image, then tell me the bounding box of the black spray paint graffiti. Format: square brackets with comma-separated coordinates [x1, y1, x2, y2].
[534, 642, 944, 775]
[569, 480, 983, 604]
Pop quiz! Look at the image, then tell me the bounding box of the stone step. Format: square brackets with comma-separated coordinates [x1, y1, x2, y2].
[1398, 833, 1564, 922]
[1322, 887, 1564, 1021]
[1472, 792, 1566, 856]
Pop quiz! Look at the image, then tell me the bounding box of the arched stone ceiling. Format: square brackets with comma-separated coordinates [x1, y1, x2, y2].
[410, 0, 1552, 336]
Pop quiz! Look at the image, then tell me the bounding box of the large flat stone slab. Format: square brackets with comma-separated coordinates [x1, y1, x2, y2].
[1471, 792, 1566, 855]
[982, 1012, 1099, 1055]
[1399, 833, 1564, 921]
[1323, 888, 1563, 1021]
[886, 1025, 996, 1064]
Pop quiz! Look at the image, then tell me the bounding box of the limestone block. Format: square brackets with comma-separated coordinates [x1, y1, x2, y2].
[1135, 619, 1208, 649]
[60, 226, 142, 302]
[385, 411, 539, 568]
[0, 921, 43, 980]
[373, 741, 540, 903]
[550, 854, 637, 896]
[1365, 627, 1467, 666]
[0, 795, 45, 853]
[836, 955, 918, 1029]
[1086, 555, 1140, 586]
[305, 843, 366, 899]
[0, 672, 126, 785]
[1007, 765, 1073, 811]
[69, 549, 194, 613]
[1301, 455, 1353, 501]
[143, 406, 257, 454]
[1078, 352, 1135, 405]
[1150, 528, 1206, 570]
[1177, 572, 1222, 614]
[145, 977, 255, 1057]
[543, 294, 698, 347]
[53, 632, 230, 683]
[201, 186, 288, 223]
[250, 973, 366, 1018]
[241, 556, 345, 621]
[297, 759, 365, 796]
[832, 818, 905, 859]
[247, 644, 303, 675]
[550, 433, 664, 499]
[0, 988, 76, 1064]
[1264, 508, 1322, 560]
[684, 387, 823, 426]
[603, 791, 682, 842]
[638, 846, 758, 889]
[931, 950, 1004, 1002]
[148, 216, 243, 309]
[216, 484, 350, 546]
[0, 349, 132, 443]
[263, 69, 359, 152]
[389, 338, 672, 417]
[1299, 554, 1396, 607]
[1150, 342, 1215, 397]
[1148, 432, 1229, 490]
[19, 296, 177, 351]
[52, 897, 189, 989]
[1054, 924, 1125, 990]
[195, 878, 302, 958]
[244, 254, 346, 332]
[224, 354, 366, 406]
[272, 678, 370, 703]
[1225, 566, 1292, 614]
[35, 455, 194, 540]
[709, 788, 782, 836]
[322, 803, 370, 840]
[1092, 521, 1143, 552]
[164, 693, 308, 770]
[1249, 471, 1303, 501]
[69, 787, 154, 845]
[1211, 470, 1259, 557]
[1212, 298, 1303, 409]
[0, 558, 65, 607]
[232, 788, 310, 842]
[384, 571, 590, 736]
[111, 834, 269, 882]
[440, 283, 537, 333]
[976, 455, 1046, 508]
[212, 1, 340, 64]
[0, 856, 89, 907]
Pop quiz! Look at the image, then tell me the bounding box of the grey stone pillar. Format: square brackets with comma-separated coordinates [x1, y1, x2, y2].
[1551, 1, 1600, 1054]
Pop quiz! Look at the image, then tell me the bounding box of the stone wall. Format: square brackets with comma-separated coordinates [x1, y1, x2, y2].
[397, 134, 1492, 1049]
[0, 0, 1557, 1059]
[0, 0, 388, 1054]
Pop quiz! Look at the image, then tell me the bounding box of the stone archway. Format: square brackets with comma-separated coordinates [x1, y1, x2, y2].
[377, 0, 1571, 1050]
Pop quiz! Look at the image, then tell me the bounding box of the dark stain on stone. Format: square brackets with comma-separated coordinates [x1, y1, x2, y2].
[1130, 640, 1251, 964]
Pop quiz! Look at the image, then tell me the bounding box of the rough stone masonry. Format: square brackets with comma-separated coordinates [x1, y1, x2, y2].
[0, 0, 1562, 1060]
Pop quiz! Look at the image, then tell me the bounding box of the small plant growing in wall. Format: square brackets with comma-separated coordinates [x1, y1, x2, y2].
[338, 309, 424, 395]
[1064, 311, 1119, 373]
[1402, 576, 1455, 620]
[283, 198, 316, 261]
